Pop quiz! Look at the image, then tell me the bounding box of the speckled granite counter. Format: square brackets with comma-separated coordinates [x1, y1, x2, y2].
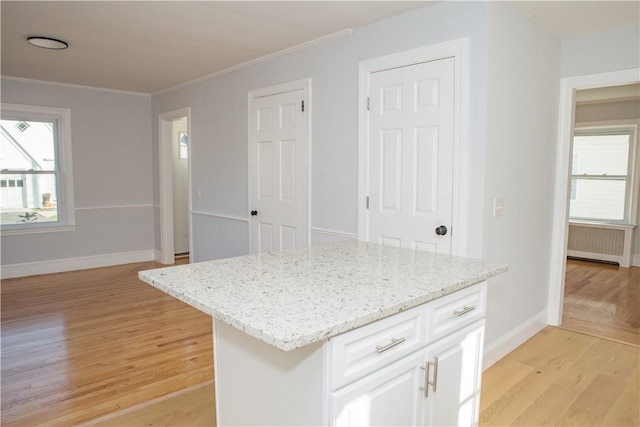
[139, 240, 507, 351]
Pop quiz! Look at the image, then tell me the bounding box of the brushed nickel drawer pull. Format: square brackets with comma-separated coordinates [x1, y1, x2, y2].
[375, 337, 406, 353]
[418, 357, 438, 398]
[453, 305, 475, 316]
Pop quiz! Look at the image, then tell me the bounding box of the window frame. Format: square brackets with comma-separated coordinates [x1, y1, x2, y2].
[569, 122, 639, 225]
[1, 103, 76, 235]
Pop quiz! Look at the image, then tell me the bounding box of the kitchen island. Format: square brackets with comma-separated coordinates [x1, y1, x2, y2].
[139, 241, 507, 426]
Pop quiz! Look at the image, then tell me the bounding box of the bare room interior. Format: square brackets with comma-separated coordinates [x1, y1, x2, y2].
[1, 1, 638, 426]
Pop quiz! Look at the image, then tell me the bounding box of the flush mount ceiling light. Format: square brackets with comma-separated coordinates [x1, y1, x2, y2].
[27, 36, 68, 50]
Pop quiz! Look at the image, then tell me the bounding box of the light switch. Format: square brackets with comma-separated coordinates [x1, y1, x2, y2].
[493, 198, 504, 217]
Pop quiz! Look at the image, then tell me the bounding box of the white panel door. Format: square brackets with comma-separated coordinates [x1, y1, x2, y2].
[249, 88, 307, 254]
[367, 58, 455, 254]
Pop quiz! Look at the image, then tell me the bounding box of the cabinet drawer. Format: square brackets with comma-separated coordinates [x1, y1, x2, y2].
[426, 281, 486, 343]
[329, 305, 425, 390]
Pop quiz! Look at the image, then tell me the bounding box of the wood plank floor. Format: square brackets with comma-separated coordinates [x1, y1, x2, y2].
[2, 259, 637, 426]
[1, 260, 214, 426]
[561, 259, 639, 347]
[480, 326, 639, 426]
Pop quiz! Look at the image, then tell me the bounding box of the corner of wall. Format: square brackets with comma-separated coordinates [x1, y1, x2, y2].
[483, 309, 548, 370]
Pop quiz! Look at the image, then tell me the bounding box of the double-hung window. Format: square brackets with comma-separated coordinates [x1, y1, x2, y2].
[1, 103, 75, 234]
[569, 125, 638, 224]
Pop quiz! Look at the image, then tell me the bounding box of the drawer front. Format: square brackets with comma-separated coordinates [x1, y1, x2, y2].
[426, 281, 486, 343]
[330, 305, 425, 390]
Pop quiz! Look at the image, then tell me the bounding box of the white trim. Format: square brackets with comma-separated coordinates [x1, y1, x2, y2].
[309, 227, 358, 239]
[482, 310, 548, 370]
[1, 103, 76, 233]
[1, 224, 76, 236]
[0, 250, 156, 279]
[247, 78, 312, 254]
[633, 253, 640, 267]
[357, 38, 470, 257]
[191, 210, 250, 223]
[2, 205, 153, 236]
[158, 107, 192, 265]
[1, 75, 150, 97]
[154, 30, 351, 96]
[75, 204, 154, 210]
[548, 68, 640, 326]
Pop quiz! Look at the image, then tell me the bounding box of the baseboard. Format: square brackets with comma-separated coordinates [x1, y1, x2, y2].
[1, 250, 156, 279]
[482, 310, 548, 370]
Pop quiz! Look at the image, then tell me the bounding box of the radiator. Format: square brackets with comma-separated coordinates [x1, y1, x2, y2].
[567, 222, 635, 267]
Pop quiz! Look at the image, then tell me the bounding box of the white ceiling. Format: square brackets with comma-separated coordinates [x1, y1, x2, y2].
[1, 1, 639, 95]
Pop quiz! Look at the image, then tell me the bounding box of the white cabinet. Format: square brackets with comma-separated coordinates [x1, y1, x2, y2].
[213, 282, 487, 427]
[421, 322, 484, 427]
[329, 282, 487, 427]
[332, 350, 426, 427]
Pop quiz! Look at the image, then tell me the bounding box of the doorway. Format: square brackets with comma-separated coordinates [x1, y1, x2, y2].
[159, 107, 191, 264]
[357, 39, 469, 257]
[548, 68, 640, 329]
[559, 83, 640, 346]
[172, 117, 190, 258]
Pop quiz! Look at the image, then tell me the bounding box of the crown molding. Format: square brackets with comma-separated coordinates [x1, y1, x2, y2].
[152, 28, 353, 97]
[1, 75, 151, 97]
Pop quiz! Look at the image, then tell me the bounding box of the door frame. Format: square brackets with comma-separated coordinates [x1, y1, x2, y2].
[357, 38, 470, 256]
[247, 78, 312, 253]
[158, 107, 192, 264]
[547, 67, 640, 325]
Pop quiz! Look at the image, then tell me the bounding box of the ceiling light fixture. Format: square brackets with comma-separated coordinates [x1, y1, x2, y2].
[27, 36, 68, 50]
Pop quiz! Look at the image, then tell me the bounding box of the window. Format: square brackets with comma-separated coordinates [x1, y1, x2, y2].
[1, 103, 75, 234]
[569, 125, 638, 223]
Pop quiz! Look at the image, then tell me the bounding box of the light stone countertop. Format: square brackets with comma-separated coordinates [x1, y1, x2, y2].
[138, 241, 507, 351]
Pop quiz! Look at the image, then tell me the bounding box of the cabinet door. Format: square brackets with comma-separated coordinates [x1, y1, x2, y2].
[331, 350, 425, 427]
[420, 321, 485, 427]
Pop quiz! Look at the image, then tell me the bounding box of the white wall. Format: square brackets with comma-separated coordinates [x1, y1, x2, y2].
[561, 26, 640, 78]
[151, 1, 490, 262]
[149, 1, 571, 363]
[1, 78, 155, 273]
[482, 3, 560, 356]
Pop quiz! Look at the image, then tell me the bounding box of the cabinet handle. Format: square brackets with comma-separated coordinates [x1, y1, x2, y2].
[375, 337, 405, 353]
[453, 305, 475, 316]
[419, 357, 439, 398]
[430, 356, 439, 393]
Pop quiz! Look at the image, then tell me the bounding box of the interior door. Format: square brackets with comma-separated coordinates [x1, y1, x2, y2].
[249, 88, 307, 254]
[366, 57, 455, 254]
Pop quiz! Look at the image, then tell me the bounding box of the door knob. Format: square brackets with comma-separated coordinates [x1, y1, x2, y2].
[435, 225, 448, 236]
[250, 210, 258, 216]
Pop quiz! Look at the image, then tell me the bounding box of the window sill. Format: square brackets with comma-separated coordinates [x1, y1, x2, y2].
[1, 224, 76, 236]
[568, 220, 636, 230]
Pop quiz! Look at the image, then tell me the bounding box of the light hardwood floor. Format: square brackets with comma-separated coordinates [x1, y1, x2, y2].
[2, 260, 638, 426]
[479, 326, 639, 426]
[561, 258, 639, 347]
[1, 260, 214, 426]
